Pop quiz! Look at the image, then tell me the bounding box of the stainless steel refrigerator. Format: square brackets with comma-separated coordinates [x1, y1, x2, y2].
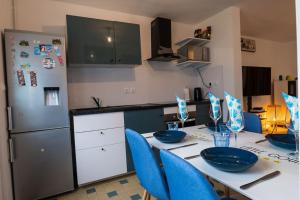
[4, 30, 74, 200]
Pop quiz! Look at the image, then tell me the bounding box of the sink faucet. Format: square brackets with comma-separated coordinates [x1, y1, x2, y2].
[91, 96, 102, 108]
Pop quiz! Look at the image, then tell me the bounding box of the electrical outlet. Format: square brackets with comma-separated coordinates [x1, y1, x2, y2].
[124, 88, 130, 94]
[130, 87, 136, 94]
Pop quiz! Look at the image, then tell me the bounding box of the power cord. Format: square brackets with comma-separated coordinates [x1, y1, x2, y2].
[196, 67, 212, 98]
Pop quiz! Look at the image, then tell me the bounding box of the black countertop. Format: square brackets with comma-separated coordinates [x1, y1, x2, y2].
[70, 100, 211, 116]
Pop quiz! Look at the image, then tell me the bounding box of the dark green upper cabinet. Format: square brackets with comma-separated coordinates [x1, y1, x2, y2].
[67, 15, 115, 65]
[66, 15, 141, 66]
[114, 22, 141, 65]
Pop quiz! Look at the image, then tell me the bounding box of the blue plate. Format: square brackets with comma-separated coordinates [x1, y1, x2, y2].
[153, 130, 187, 143]
[266, 134, 296, 150]
[200, 147, 258, 172]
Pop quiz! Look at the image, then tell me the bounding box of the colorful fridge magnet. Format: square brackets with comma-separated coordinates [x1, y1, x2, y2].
[20, 51, 29, 58]
[19, 40, 29, 46]
[34, 44, 41, 55]
[33, 40, 40, 44]
[58, 56, 64, 65]
[42, 57, 55, 69]
[52, 39, 62, 45]
[20, 63, 31, 72]
[40, 44, 53, 56]
[30, 71, 37, 87]
[17, 70, 26, 86]
[53, 46, 61, 56]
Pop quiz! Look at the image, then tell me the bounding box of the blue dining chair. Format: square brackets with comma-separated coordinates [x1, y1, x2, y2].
[243, 112, 262, 134]
[160, 149, 220, 200]
[125, 129, 170, 200]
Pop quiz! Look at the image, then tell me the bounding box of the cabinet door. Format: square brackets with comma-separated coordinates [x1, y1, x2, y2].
[114, 21, 141, 64]
[124, 108, 165, 172]
[76, 143, 127, 185]
[11, 129, 74, 200]
[196, 103, 211, 125]
[67, 15, 115, 65]
[124, 108, 165, 133]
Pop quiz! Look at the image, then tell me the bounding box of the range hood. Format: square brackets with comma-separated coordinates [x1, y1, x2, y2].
[147, 17, 180, 61]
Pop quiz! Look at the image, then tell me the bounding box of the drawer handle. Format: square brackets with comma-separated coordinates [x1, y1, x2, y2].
[100, 131, 104, 135]
[101, 148, 105, 151]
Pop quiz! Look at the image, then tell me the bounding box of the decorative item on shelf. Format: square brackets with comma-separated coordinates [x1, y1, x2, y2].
[241, 37, 256, 52]
[194, 26, 211, 40]
[194, 28, 202, 38]
[286, 75, 293, 81]
[279, 75, 283, 81]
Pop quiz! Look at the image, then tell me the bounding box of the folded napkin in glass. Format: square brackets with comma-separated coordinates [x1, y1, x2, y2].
[208, 92, 221, 120]
[176, 96, 188, 120]
[224, 91, 243, 131]
[282, 92, 299, 130]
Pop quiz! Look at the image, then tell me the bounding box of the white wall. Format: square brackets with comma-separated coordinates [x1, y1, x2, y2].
[0, 0, 13, 199]
[193, 7, 242, 109]
[241, 36, 297, 108]
[14, 0, 201, 108]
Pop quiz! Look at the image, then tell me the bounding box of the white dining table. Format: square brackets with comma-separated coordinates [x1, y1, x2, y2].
[143, 125, 299, 200]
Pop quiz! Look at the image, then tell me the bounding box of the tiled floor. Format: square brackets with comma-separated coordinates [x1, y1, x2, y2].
[54, 174, 250, 200]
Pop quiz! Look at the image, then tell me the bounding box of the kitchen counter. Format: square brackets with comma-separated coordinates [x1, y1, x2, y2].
[70, 100, 211, 116]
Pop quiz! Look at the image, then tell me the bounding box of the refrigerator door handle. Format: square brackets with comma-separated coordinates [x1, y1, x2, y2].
[7, 106, 13, 131]
[9, 138, 15, 163]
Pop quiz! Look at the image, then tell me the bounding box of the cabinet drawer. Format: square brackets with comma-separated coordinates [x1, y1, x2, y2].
[74, 112, 124, 132]
[75, 127, 125, 150]
[76, 143, 127, 185]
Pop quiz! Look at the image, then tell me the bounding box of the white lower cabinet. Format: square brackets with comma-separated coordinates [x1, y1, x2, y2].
[76, 142, 127, 185]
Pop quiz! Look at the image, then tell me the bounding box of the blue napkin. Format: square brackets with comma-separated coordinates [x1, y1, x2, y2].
[224, 92, 243, 131]
[282, 92, 299, 131]
[176, 96, 188, 120]
[208, 92, 221, 120]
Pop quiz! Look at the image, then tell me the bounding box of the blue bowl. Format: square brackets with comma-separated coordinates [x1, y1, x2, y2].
[153, 130, 187, 143]
[200, 147, 258, 172]
[266, 134, 296, 150]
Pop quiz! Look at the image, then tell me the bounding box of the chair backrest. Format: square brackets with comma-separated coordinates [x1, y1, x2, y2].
[243, 112, 262, 133]
[125, 129, 169, 200]
[160, 150, 219, 200]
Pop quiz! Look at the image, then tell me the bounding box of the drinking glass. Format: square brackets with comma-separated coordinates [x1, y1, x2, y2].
[213, 132, 230, 147]
[209, 105, 222, 132]
[167, 122, 178, 131]
[177, 107, 189, 128]
[285, 117, 299, 157]
[226, 112, 244, 147]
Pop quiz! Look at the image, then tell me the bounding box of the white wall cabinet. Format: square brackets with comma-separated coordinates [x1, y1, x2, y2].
[73, 112, 127, 185]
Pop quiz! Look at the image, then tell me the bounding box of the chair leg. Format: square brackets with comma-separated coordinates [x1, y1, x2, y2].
[225, 186, 230, 197]
[143, 190, 151, 200]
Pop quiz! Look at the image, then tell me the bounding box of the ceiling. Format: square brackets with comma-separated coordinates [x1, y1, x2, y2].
[56, 0, 296, 42]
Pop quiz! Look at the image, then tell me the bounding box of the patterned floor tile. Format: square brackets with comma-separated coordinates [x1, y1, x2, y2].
[130, 194, 142, 200]
[55, 174, 249, 200]
[86, 188, 96, 194]
[107, 190, 118, 198]
[119, 179, 129, 184]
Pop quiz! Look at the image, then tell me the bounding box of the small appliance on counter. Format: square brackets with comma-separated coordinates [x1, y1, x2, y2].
[194, 87, 203, 101]
[184, 87, 190, 101]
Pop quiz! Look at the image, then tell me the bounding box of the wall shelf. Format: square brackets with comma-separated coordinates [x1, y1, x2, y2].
[176, 60, 211, 69]
[175, 37, 210, 47]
